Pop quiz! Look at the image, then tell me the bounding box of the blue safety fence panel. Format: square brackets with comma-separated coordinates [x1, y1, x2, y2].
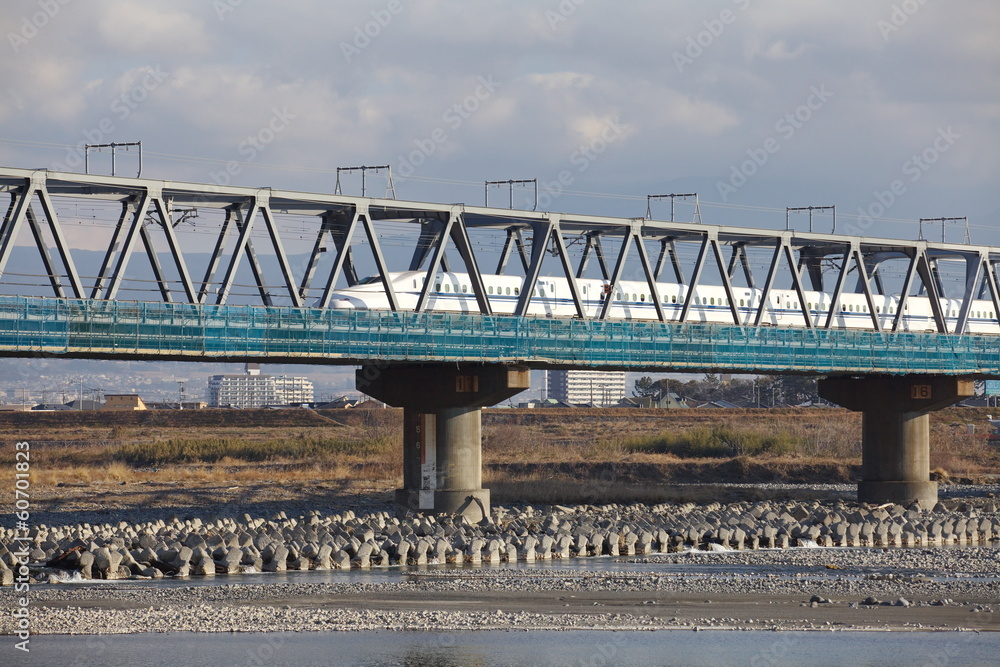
[0, 295, 998, 375]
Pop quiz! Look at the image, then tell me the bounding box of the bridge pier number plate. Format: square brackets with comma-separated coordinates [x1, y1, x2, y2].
[911, 385, 932, 400]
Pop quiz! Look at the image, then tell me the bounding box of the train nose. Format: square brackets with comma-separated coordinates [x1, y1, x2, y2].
[312, 297, 355, 309]
[329, 299, 355, 309]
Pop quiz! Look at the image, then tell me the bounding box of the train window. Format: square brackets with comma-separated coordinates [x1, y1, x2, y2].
[445, 284, 451, 292]
[876, 306, 881, 313]
[785, 302, 790, 309]
[672, 296, 677, 304]
[505, 287, 511, 295]
[488, 286, 494, 295]
[514, 287, 519, 295]
[641, 294, 646, 302]
[710, 297, 715, 305]
[435, 283, 441, 291]
[413, 280, 417, 289]
[794, 302, 798, 310]
[740, 299, 745, 307]
[632, 293, 637, 301]
[694, 296, 700, 305]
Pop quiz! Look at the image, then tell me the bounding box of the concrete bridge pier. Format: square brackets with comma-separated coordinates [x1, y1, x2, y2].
[357, 364, 530, 521]
[818, 375, 975, 507]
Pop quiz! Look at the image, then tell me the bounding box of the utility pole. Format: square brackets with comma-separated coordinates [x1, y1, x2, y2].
[646, 193, 702, 223]
[919, 217, 970, 244]
[85, 141, 142, 177]
[335, 165, 396, 198]
[786, 205, 836, 234]
[485, 179, 537, 210]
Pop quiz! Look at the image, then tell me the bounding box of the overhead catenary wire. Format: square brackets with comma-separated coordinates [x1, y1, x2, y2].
[2, 137, 984, 233]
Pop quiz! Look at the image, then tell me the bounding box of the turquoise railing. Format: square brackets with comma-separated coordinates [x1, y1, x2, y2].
[0, 296, 996, 375]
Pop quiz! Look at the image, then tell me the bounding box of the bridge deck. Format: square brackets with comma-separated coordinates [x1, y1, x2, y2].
[0, 296, 995, 375]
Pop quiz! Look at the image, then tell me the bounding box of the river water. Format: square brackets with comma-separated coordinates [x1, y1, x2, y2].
[17, 548, 999, 666]
[14, 629, 997, 666]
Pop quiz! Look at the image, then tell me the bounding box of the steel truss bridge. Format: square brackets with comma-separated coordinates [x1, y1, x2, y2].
[1, 166, 999, 376]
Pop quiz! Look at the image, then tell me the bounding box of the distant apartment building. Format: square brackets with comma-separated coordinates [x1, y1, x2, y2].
[546, 370, 626, 407]
[208, 363, 314, 408]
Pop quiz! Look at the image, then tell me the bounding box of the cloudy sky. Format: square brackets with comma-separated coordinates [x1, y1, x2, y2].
[1, 0, 997, 243]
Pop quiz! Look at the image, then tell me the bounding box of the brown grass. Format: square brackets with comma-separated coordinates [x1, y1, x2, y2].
[7, 406, 999, 496]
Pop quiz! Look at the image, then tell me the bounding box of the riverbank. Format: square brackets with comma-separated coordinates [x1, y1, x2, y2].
[2, 493, 997, 635]
[4, 546, 997, 634]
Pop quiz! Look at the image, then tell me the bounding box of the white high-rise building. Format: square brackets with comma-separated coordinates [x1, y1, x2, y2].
[208, 364, 314, 408]
[546, 370, 626, 406]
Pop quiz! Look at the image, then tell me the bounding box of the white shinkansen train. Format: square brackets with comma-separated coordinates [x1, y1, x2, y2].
[325, 270, 1000, 334]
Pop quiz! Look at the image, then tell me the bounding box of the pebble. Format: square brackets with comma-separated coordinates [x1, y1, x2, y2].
[1, 494, 997, 634]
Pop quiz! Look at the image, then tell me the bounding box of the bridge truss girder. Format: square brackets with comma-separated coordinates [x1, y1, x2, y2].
[2, 166, 999, 336]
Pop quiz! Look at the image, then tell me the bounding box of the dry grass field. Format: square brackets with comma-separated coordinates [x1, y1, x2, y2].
[2, 406, 997, 506]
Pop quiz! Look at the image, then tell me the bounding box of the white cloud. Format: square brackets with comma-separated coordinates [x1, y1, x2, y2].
[94, 0, 210, 56]
[0, 0, 994, 231]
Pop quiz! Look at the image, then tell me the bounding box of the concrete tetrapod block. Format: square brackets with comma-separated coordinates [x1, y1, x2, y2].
[93, 548, 124, 580]
[263, 545, 288, 572]
[353, 543, 374, 568]
[314, 544, 333, 570]
[537, 535, 554, 560]
[554, 535, 572, 559]
[332, 550, 351, 570]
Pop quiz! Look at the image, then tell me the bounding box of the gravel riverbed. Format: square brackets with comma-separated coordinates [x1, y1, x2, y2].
[1, 489, 998, 635]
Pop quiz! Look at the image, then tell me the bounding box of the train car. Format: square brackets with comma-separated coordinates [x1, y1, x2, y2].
[325, 271, 1000, 335]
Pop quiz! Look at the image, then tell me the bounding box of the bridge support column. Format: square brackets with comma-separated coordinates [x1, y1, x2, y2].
[357, 364, 530, 521]
[818, 375, 974, 506]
